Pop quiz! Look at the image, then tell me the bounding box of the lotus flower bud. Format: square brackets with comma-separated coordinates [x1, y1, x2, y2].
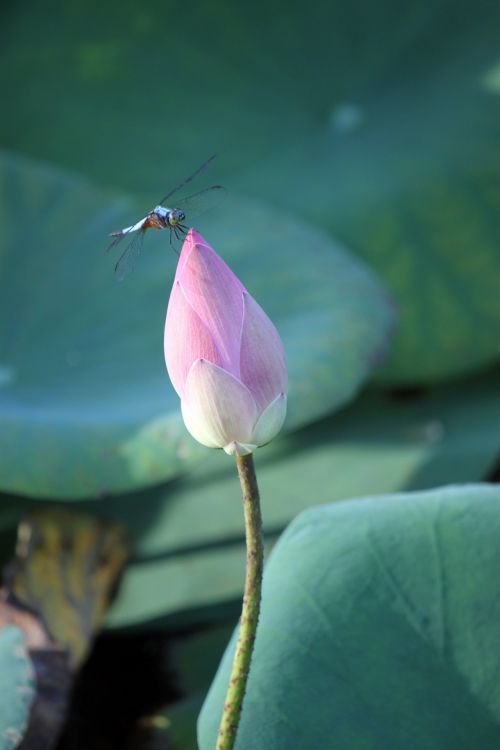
[164, 229, 287, 456]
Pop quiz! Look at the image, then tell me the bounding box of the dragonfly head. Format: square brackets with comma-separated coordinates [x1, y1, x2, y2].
[168, 208, 186, 226]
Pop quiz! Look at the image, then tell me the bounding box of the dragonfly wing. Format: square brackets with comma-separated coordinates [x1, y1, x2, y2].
[175, 185, 226, 222]
[158, 155, 216, 206]
[114, 229, 147, 280]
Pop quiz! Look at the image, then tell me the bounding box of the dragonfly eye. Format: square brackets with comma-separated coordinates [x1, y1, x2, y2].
[179, 211, 186, 221]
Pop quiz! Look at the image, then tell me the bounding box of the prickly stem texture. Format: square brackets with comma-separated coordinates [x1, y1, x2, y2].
[215, 454, 263, 750]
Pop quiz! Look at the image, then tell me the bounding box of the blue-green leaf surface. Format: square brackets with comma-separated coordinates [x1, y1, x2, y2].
[100, 371, 500, 629]
[0, 372, 498, 630]
[0, 626, 35, 750]
[199, 484, 500, 749]
[0, 151, 392, 498]
[1, 1, 498, 384]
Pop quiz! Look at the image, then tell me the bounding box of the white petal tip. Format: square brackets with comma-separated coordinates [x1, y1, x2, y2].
[251, 393, 287, 447]
[223, 442, 257, 456]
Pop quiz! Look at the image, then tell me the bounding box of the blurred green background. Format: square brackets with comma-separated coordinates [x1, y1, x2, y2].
[0, 0, 499, 747]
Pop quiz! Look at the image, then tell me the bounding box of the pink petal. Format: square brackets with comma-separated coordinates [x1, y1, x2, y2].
[164, 281, 223, 399]
[182, 358, 258, 449]
[175, 230, 245, 376]
[239, 292, 287, 412]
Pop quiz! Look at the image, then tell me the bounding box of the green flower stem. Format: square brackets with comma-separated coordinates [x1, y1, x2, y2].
[216, 453, 264, 750]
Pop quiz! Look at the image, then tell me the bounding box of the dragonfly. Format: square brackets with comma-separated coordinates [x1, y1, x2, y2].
[106, 155, 224, 279]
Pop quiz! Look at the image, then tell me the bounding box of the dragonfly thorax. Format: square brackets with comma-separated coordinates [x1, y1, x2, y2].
[152, 205, 185, 228]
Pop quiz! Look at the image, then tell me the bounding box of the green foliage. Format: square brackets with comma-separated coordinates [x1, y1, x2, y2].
[0, 1, 467, 190]
[0, 151, 392, 498]
[99, 371, 500, 629]
[0, 626, 35, 750]
[199, 484, 500, 749]
[237, 20, 500, 384]
[1, 1, 498, 385]
[0, 4, 498, 746]
[1, 367, 497, 630]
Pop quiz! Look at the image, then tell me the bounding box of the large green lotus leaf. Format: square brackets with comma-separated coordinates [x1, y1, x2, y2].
[100, 370, 500, 629]
[235, 12, 500, 384]
[0, 626, 35, 750]
[1, 2, 499, 388]
[0, 151, 392, 498]
[199, 484, 500, 749]
[0, 1, 458, 193]
[1, 2, 498, 388]
[0, 372, 498, 629]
